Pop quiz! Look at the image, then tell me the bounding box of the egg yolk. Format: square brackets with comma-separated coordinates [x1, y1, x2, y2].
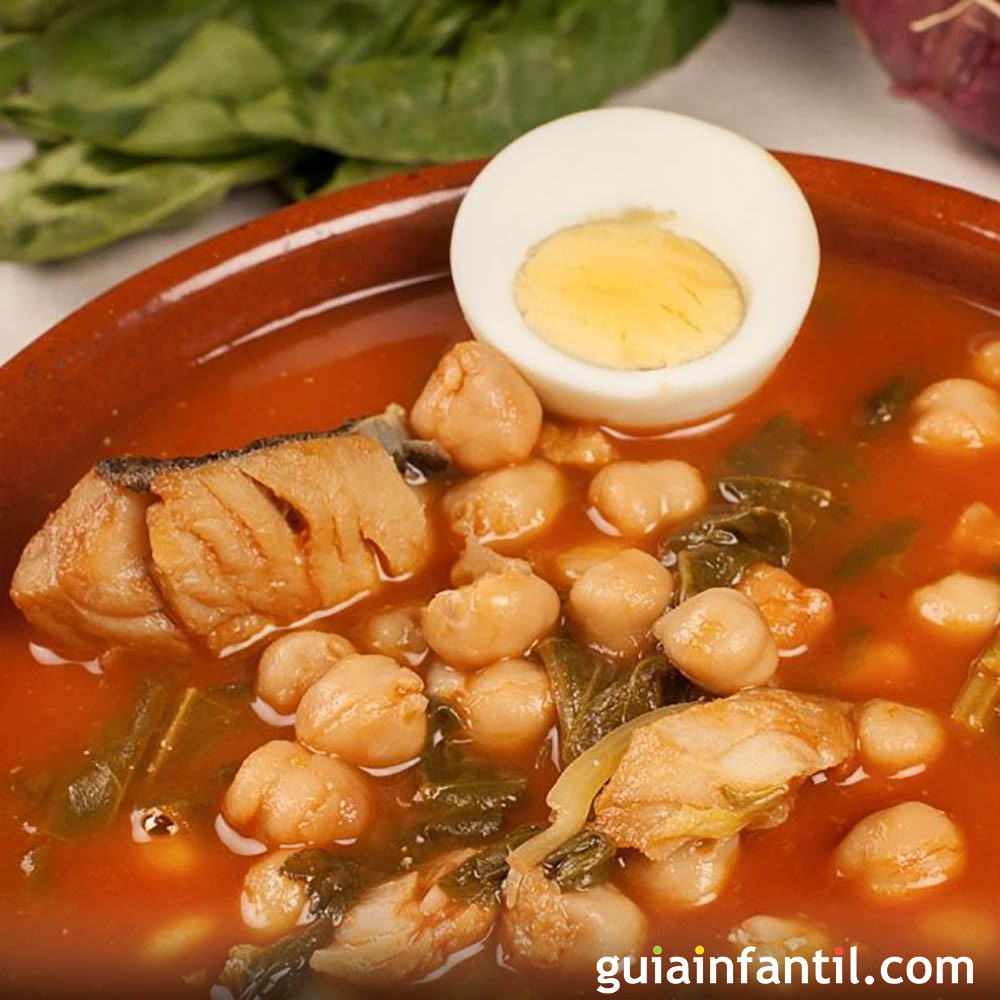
[513, 219, 745, 370]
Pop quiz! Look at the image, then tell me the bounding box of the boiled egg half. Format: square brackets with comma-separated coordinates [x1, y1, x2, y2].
[450, 108, 819, 427]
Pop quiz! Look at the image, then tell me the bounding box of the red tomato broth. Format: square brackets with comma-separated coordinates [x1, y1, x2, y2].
[0, 252, 999, 998]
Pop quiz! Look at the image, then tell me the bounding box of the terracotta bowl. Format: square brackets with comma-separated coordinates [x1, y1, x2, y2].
[2, 154, 999, 584]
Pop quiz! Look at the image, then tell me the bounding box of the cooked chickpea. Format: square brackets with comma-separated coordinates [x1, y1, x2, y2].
[449, 537, 531, 586]
[951, 502, 1000, 561]
[627, 836, 739, 908]
[441, 459, 566, 549]
[410, 342, 542, 470]
[834, 801, 964, 897]
[728, 915, 829, 964]
[536, 422, 616, 468]
[589, 460, 706, 537]
[256, 630, 355, 713]
[653, 588, 778, 695]
[240, 849, 309, 934]
[910, 571, 1000, 640]
[910, 378, 1000, 452]
[358, 604, 426, 665]
[295, 654, 428, 767]
[738, 563, 834, 652]
[551, 539, 629, 588]
[503, 868, 646, 973]
[972, 338, 1000, 386]
[855, 699, 945, 773]
[422, 570, 560, 670]
[223, 740, 372, 846]
[463, 658, 555, 757]
[567, 548, 673, 658]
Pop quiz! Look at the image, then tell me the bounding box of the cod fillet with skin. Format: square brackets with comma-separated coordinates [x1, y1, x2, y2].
[11, 407, 441, 659]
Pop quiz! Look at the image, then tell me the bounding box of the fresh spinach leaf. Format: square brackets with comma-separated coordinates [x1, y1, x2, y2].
[542, 828, 616, 891]
[0, 0, 729, 259]
[0, 141, 298, 262]
[43, 676, 172, 838]
[835, 518, 921, 580]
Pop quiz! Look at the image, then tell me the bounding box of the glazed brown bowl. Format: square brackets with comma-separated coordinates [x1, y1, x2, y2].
[2, 154, 999, 585]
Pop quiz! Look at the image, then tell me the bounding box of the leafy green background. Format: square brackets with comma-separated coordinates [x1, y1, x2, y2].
[0, 0, 730, 261]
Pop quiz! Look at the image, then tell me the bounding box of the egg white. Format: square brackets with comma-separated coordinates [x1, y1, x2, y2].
[450, 108, 819, 428]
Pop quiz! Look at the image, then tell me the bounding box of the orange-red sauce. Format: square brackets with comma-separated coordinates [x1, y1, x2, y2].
[2, 253, 1000, 998]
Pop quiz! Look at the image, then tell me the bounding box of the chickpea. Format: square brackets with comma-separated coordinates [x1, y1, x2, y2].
[951, 502, 1000, 561]
[910, 571, 1000, 641]
[442, 459, 566, 549]
[241, 849, 309, 934]
[358, 604, 427, 666]
[588, 460, 706, 537]
[223, 740, 372, 846]
[728, 915, 829, 965]
[410, 342, 542, 470]
[840, 635, 914, 693]
[551, 539, 629, 588]
[503, 868, 646, 973]
[653, 588, 778, 695]
[296, 654, 428, 768]
[627, 835, 739, 908]
[567, 549, 673, 658]
[855, 699, 945, 773]
[972, 337, 1000, 386]
[449, 537, 531, 586]
[910, 378, 1000, 452]
[738, 564, 834, 653]
[463, 658, 555, 757]
[536, 422, 616, 469]
[256, 630, 355, 713]
[834, 801, 964, 898]
[422, 570, 560, 670]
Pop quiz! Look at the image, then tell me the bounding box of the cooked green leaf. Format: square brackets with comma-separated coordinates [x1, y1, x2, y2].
[856, 375, 915, 430]
[280, 849, 362, 921]
[402, 700, 527, 857]
[835, 518, 920, 580]
[663, 505, 792, 601]
[0, 141, 297, 262]
[562, 655, 697, 761]
[43, 676, 172, 837]
[438, 826, 542, 905]
[542, 828, 616, 890]
[147, 683, 252, 782]
[716, 475, 847, 538]
[538, 637, 616, 763]
[952, 632, 1000, 732]
[539, 639, 699, 763]
[219, 916, 334, 1000]
[723, 414, 864, 486]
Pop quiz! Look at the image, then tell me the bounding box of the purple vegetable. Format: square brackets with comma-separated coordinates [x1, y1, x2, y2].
[840, 0, 1000, 150]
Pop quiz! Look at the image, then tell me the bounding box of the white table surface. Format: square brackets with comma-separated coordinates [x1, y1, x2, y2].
[1, 2, 996, 366]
